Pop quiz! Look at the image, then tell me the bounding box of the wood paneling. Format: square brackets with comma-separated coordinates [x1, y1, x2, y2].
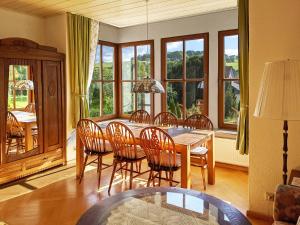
[0, 0, 237, 27]
[42, 61, 63, 152]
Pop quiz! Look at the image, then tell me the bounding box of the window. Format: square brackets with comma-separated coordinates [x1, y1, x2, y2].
[89, 41, 117, 118]
[162, 34, 209, 119]
[218, 30, 240, 129]
[119, 40, 154, 116]
[8, 65, 30, 110]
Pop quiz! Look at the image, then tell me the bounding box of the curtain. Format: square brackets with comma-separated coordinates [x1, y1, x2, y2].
[68, 13, 96, 128]
[87, 19, 100, 92]
[236, 0, 249, 155]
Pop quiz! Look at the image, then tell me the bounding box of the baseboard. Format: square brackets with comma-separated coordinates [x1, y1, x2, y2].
[215, 161, 248, 172]
[246, 210, 274, 222]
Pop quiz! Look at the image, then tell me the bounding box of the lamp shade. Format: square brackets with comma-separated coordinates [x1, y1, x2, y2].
[132, 77, 165, 94]
[254, 60, 300, 120]
[14, 80, 34, 90]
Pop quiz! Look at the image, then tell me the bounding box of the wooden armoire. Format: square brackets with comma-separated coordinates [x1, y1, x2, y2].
[0, 38, 66, 184]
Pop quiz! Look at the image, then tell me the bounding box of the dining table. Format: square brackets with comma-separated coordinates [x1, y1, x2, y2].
[11, 110, 37, 151]
[76, 119, 215, 189]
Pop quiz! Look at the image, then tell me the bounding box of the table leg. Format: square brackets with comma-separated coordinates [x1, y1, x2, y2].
[24, 123, 34, 151]
[207, 134, 215, 185]
[180, 145, 191, 189]
[76, 131, 83, 179]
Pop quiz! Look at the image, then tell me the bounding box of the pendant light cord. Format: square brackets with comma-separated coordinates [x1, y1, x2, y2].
[146, 0, 149, 41]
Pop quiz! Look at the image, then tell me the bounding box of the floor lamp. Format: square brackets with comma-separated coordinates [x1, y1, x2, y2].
[254, 59, 300, 185]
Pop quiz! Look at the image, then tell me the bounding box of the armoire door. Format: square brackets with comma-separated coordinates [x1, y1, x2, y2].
[42, 61, 63, 152]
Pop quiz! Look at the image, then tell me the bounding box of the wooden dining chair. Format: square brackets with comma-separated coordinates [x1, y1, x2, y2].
[24, 103, 36, 113]
[106, 121, 146, 193]
[140, 127, 180, 187]
[184, 114, 214, 190]
[129, 110, 151, 124]
[6, 111, 25, 154]
[77, 119, 112, 189]
[153, 112, 178, 127]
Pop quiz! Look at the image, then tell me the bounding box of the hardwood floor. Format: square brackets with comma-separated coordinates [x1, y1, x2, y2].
[0, 156, 271, 225]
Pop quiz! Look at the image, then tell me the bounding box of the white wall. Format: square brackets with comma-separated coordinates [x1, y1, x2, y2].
[99, 22, 119, 43]
[117, 9, 238, 127]
[0, 7, 45, 44]
[249, 0, 300, 216]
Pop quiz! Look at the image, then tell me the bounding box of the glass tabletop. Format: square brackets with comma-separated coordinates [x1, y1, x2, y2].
[104, 192, 230, 225]
[77, 188, 251, 225]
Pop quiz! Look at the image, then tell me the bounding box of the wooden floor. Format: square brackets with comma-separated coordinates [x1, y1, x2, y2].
[0, 156, 271, 225]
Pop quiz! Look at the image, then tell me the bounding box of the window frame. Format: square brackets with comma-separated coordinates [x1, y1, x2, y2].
[89, 40, 118, 121]
[118, 40, 155, 118]
[161, 33, 209, 121]
[218, 29, 239, 130]
[8, 65, 31, 110]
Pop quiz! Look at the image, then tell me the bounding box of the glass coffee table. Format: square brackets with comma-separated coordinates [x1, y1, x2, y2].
[77, 187, 251, 225]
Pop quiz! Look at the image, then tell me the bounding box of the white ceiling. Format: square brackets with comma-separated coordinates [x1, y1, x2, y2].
[0, 0, 237, 28]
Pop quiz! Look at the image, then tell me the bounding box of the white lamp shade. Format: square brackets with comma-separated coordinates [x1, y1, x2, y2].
[14, 80, 34, 90]
[254, 60, 300, 120]
[132, 77, 165, 94]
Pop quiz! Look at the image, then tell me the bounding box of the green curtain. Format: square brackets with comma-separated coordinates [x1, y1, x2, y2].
[236, 0, 249, 155]
[67, 13, 91, 128]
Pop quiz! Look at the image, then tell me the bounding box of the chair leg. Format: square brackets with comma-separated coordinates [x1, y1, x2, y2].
[169, 171, 173, 187]
[138, 161, 142, 173]
[7, 139, 12, 154]
[147, 169, 153, 187]
[201, 167, 206, 190]
[97, 156, 103, 190]
[125, 163, 128, 179]
[165, 171, 168, 180]
[158, 171, 162, 187]
[152, 172, 156, 186]
[129, 162, 134, 189]
[135, 162, 139, 172]
[108, 160, 118, 194]
[79, 155, 89, 184]
[119, 162, 123, 178]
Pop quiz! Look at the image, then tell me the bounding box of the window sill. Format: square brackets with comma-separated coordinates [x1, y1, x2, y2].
[215, 129, 237, 140]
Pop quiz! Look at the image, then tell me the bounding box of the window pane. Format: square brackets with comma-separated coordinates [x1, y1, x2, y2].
[89, 82, 101, 117]
[167, 41, 183, 79]
[8, 65, 29, 109]
[167, 82, 183, 119]
[103, 82, 114, 115]
[186, 81, 204, 117]
[93, 45, 101, 80]
[186, 39, 204, 79]
[15, 90, 28, 109]
[224, 35, 239, 78]
[122, 47, 135, 80]
[8, 82, 14, 109]
[137, 93, 151, 113]
[122, 82, 135, 114]
[224, 80, 240, 124]
[137, 45, 151, 80]
[102, 46, 114, 80]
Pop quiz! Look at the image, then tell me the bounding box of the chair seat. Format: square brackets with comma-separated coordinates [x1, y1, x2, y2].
[85, 141, 113, 155]
[116, 147, 146, 161]
[191, 146, 208, 155]
[149, 153, 181, 171]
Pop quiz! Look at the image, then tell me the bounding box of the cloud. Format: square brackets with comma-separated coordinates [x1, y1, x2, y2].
[225, 48, 238, 56]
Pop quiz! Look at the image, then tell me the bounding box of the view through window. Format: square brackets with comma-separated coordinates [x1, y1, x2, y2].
[162, 34, 209, 119]
[8, 65, 30, 110]
[120, 40, 153, 115]
[89, 42, 116, 118]
[218, 30, 240, 129]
